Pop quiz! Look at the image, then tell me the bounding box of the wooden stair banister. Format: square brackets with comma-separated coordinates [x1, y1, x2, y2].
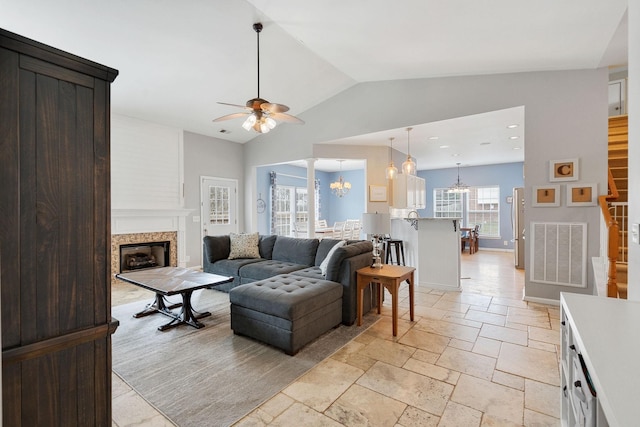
[599, 168, 620, 297]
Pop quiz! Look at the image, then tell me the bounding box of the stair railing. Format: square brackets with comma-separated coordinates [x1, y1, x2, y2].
[598, 168, 619, 297]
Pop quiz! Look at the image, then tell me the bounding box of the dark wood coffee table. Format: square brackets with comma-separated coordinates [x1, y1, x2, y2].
[115, 267, 233, 331]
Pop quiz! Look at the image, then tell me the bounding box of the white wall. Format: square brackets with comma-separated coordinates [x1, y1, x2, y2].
[183, 131, 244, 268]
[111, 114, 183, 210]
[628, 3, 639, 300]
[244, 69, 609, 302]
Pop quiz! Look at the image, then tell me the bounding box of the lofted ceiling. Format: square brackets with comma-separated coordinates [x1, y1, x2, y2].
[0, 0, 628, 171]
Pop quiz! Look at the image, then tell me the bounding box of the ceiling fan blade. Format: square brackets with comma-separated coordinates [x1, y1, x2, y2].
[261, 102, 290, 114]
[217, 101, 252, 110]
[212, 112, 251, 122]
[271, 112, 304, 124]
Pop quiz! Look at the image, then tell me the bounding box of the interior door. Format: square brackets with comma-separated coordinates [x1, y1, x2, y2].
[201, 177, 238, 237]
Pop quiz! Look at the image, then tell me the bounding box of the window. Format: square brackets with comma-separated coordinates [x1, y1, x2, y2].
[467, 186, 500, 238]
[433, 185, 500, 238]
[433, 189, 462, 218]
[208, 186, 230, 225]
[273, 185, 310, 237]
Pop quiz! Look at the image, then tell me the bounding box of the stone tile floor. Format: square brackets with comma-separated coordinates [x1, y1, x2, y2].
[112, 251, 561, 426]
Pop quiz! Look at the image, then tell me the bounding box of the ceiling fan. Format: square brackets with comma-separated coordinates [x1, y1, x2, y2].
[213, 22, 304, 134]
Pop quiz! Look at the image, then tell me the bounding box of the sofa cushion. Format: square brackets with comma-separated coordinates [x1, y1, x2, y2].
[203, 235, 231, 263]
[229, 232, 260, 259]
[239, 260, 308, 281]
[259, 235, 277, 259]
[325, 241, 373, 281]
[291, 266, 325, 281]
[314, 238, 343, 266]
[271, 236, 319, 266]
[319, 240, 346, 276]
[229, 274, 343, 321]
[211, 258, 265, 278]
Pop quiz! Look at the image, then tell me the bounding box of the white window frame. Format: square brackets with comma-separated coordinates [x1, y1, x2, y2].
[433, 185, 500, 238]
[273, 185, 310, 237]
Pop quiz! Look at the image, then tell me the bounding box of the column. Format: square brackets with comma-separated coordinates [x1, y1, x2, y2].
[306, 158, 317, 238]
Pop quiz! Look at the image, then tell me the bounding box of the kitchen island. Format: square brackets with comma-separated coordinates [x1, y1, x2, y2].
[390, 217, 461, 290]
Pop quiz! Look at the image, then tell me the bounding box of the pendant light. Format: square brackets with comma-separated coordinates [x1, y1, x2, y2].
[330, 160, 352, 197]
[401, 127, 417, 175]
[385, 137, 398, 180]
[448, 162, 470, 193]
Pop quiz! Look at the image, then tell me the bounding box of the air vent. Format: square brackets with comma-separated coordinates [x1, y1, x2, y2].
[530, 222, 587, 288]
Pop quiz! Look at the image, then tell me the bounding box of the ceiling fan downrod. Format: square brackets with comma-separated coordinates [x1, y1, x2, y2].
[254, 22, 262, 100]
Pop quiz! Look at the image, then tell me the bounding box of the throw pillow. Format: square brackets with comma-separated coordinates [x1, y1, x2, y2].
[320, 240, 346, 276]
[228, 232, 261, 259]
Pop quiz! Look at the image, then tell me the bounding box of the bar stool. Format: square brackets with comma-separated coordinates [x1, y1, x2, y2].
[384, 239, 405, 266]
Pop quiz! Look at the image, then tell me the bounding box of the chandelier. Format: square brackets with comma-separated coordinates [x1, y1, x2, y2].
[448, 162, 470, 193]
[385, 137, 398, 180]
[330, 160, 351, 197]
[401, 127, 417, 175]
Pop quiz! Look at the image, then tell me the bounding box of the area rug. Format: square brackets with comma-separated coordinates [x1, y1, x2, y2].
[112, 288, 377, 427]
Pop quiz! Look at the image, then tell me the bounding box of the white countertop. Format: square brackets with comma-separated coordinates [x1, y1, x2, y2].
[561, 292, 640, 427]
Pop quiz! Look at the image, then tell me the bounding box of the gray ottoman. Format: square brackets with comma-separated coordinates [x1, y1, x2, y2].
[229, 274, 343, 355]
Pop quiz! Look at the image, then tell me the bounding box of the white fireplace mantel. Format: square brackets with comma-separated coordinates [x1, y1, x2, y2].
[111, 208, 193, 235]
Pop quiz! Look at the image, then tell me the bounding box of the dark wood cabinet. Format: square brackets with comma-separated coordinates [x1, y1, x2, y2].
[0, 28, 118, 426]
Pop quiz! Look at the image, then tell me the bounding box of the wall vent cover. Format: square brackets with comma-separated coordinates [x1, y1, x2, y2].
[530, 222, 587, 288]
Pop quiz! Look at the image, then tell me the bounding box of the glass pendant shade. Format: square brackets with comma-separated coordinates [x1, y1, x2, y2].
[402, 127, 417, 175]
[386, 137, 398, 180]
[386, 162, 398, 180]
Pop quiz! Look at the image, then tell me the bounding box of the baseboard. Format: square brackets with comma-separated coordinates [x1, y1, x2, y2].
[477, 248, 514, 253]
[522, 295, 560, 306]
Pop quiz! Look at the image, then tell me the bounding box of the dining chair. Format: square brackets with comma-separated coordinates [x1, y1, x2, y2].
[343, 219, 357, 239]
[293, 221, 308, 238]
[315, 219, 328, 229]
[332, 221, 346, 239]
[473, 224, 480, 252]
[461, 226, 475, 254]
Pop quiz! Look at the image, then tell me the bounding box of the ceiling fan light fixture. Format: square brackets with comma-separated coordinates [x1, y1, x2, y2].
[243, 113, 257, 130]
[212, 23, 304, 133]
[265, 117, 277, 129]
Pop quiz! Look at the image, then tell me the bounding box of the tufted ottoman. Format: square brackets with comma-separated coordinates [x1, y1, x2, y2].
[229, 274, 343, 355]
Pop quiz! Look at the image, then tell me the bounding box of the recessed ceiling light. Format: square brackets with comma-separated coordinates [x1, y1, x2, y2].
[513, 146, 521, 150]
[480, 141, 491, 145]
[509, 136, 519, 140]
[507, 124, 519, 129]
[428, 136, 439, 140]
[452, 153, 460, 157]
[439, 145, 449, 149]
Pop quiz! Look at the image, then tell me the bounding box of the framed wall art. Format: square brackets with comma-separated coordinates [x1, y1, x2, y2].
[549, 158, 579, 182]
[532, 185, 560, 207]
[369, 185, 387, 202]
[566, 183, 597, 207]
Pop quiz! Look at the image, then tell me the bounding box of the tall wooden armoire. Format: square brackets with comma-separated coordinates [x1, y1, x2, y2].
[0, 29, 119, 425]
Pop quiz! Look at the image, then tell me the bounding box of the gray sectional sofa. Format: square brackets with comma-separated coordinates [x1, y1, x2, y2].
[202, 234, 377, 326]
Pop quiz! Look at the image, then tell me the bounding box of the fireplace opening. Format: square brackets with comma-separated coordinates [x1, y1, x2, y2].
[119, 241, 170, 273]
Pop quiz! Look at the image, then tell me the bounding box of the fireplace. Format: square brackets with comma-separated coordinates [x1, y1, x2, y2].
[111, 231, 178, 284]
[119, 241, 170, 273]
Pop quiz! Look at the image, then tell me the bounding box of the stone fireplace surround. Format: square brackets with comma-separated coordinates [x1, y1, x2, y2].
[111, 208, 192, 285]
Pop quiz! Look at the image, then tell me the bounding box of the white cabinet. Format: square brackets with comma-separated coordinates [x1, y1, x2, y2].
[392, 174, 425, 209]
[560, 293, 640, 427]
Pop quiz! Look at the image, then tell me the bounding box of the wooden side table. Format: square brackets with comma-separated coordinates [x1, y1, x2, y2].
[356, 265, 415, 336]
